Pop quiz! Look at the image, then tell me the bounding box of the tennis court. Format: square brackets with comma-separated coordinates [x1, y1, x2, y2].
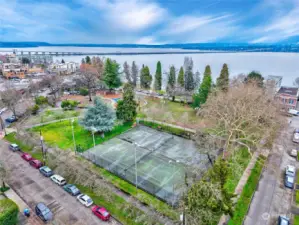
[83, 125, 211, 205]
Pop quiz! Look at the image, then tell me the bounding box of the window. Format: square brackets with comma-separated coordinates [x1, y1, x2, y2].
[289, 99, 294, 104]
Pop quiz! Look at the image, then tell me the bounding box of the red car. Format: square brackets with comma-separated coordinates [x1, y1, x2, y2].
[21, 153, 33, 161]
[29, 159, 43, 169]
[91, 206, 110, 221]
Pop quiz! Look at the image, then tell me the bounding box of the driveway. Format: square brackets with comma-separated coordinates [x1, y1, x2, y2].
[0, 140, 119, 225]
[244, 117, 298, 225]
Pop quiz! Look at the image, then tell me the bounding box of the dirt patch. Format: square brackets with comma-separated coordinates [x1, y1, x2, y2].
[42, 193, 54, 201]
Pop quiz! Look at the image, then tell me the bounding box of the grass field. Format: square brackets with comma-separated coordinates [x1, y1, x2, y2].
[31, 120, 133, 151]
[295, 215, 299, 225]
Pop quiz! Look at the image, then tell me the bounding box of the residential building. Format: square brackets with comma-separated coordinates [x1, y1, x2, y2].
[1, 63, 28, 79]
[49, 62, 79, 75]
[276, 86, 299, 110]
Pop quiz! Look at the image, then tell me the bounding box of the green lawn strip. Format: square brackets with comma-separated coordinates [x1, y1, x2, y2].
[296, 191, 299, 206]
[4, 133, 43, 161]
[93, 166, 179, 221]
[31, 120, 133, 151]
[228, 156, 265, 225]
[75, 185, 161, 225]
[295, 215, 299, 225]
[0, 198, 19, 225]
[225, 148, 251, 194]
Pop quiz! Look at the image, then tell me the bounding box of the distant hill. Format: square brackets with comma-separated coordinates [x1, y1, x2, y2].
[0, 42, 299, 52]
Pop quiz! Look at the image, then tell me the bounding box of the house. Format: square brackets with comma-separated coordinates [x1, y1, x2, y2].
[1, 63, 28, 79]
[276, 86, 299, 110]
[49, 62, 79, 75]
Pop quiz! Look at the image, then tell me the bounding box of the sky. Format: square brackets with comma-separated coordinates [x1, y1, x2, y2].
[1, 0, 299, 44]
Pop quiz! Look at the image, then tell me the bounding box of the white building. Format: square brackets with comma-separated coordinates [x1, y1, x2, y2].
[49, 62, 79, 75]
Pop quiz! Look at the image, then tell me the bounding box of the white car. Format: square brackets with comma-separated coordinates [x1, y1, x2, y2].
[50, 174, 67, 186]
[293, 133, 299, 143]
[77, 194, 93, 207]
[290, 149, 298, 158]
[286, 165, 296, 177]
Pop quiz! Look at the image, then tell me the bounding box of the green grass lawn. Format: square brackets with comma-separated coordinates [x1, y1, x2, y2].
[228, 156, 265, 225]
[296, 191, 299, 206]
[5, 133, 43, 161]
[31, 120, 133, 151]
[294, 215, 299, 225]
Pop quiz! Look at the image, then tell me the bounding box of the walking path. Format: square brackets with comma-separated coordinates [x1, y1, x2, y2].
[23, 116, 80, 129]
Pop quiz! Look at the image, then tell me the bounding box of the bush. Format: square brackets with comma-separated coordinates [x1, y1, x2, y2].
[35, 96, 48, 105]
[31, 104, 40, 115]
[0, 199, 19, 225]
[61, 100, 80, 110]
[0, 186, 9, 193]
[79, 88, 89, 96]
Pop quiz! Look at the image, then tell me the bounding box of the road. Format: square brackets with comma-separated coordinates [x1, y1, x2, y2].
[0, 140, 119, 225]
[244, 117, 298, 225]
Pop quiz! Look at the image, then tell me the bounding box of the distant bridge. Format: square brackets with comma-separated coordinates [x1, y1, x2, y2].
[3, 49, 237, 57]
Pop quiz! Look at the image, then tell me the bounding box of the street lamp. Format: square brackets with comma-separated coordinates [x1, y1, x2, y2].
[71, 119, 77, 154]
[91, 127, 97, 148]
[134, 142, 141, 193]
[40, 131, 46, 165]
[169, 159, 180, 207]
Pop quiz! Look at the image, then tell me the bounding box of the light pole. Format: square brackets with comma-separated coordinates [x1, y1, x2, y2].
[134, 142, 141, 193]
[91, 127, 97, 148]
[40, 131, 46, 165]
[71, 119, 77, 154]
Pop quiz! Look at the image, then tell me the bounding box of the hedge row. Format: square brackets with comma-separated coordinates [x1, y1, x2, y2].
[138, 120, 193, 139]
[0, 198, 19, 225]
[228, 156, 265, 225]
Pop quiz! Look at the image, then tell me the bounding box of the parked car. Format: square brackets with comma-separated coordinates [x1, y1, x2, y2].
[286, 165, 296, 177]
[278, 215, 290, 225]
[293, 132, 299, 143]
[289, 109, 299, 116]
[35, 203, 53, 222]
[29, 159, 43, 169]
[5, 115, 17, 123]
[21, 153, 32, 161]
[294, 128, 299, 133]
[63, 184, 81, 196]
[50, 174, 66, 186]
[92, 205, 110, 221]
[285, 175, 294, 189]
[9, 143, 20, 152]
[39, 166, 54, 177]
[290, 149, 298, 158]
[77, 194, 93, 207]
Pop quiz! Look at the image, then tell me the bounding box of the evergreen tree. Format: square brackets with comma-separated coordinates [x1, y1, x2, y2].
[131, 61, 138, 87]
[216, 63, 229, 91]
[80, 97, 116, 134]
[103, 58, 122, 92]
[184, 57, 195, 91]
[123, 61, 132, 84]
[177, 66, 184, 88]
[85, 56, 91, 64]
[140, 65, 152, 89]
[61, 59, 65, 64]
[193, 65, 212, 108]
[81, 58, 86, 64]
[22, 57, 30, 64]
[167, 65, 176, 101]
[116, 83, 137, 121]
[154, 61, 162, 91]
[194, 71, 201, 90]
[246, 71, 264, 87]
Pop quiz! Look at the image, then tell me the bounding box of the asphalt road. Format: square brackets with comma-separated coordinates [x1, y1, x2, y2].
[244, 117, 298, 225]
[0, 140, 119, 225]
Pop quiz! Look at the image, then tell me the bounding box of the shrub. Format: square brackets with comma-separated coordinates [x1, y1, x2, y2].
[31, 104, 40, 115]
[79, 88, 89, 96]
[61, 100, 80, 110]
[0, 198, 19, 225]
[35, 96, 48, 105]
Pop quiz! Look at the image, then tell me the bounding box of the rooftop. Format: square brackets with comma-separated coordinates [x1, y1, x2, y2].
[277, 86, 298, 96]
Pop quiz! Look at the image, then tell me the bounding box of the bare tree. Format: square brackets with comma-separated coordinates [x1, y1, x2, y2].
[40, 75, 62, 106]
[0, 84, 22, 116]
[76, 68, 99, 102]
[0, 161, 7, 188]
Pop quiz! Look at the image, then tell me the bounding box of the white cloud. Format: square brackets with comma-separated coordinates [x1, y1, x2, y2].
[250, 36, 271, 43]
[135, 36, 165, 44]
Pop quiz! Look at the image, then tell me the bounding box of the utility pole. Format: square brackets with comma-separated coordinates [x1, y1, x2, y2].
[135, 142, 138, 193]
[40, 131, 46, 165]
[71, 119, 77, 154]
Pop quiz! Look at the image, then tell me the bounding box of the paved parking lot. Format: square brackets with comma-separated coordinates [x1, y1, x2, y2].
[0, 140, 119, 225]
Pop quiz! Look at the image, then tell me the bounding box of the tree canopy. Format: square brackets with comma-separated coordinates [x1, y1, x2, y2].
[103, 58, 122, 91]
[177, 66, 184, 88]
[193, 65, 212, 108]
[154, 61, 162, 91]
[80, 97, 116, 133]
[116, 83, 137, 121]
[140, 65, 152, 89]
[216, 63, 229, 91]
[246, 71, 264, 87]
[85, 56, 91, 64]
[184, 57, 195, 91]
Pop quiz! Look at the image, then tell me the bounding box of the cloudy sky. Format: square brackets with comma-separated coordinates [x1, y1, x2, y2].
[1, 0, 299, 44]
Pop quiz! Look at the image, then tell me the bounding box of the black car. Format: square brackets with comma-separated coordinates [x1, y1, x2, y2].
[5, 115, 17, 123]
[35, 203, 53, 222]
[9, 143, 20, 152]
[39, 166, 54, 177]
[63, 184, 81, 196]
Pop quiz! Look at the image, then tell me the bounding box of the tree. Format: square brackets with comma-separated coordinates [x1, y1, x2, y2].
[178, 66, 185, 88]
[166, 65, 177, 101]
[140, 65, 152, 89]
[0, 86, 22, 116]
[116, 83, 137, 121]
[22, 57, 30, 64]
[81, 58, 86, 64]
[123, 61, 132, 84]
[245, 71, 264, 87]
[103, 58, 122, 92]
[76, 67, 99, 101]
[91, 56, 105, 78]
[193, 65, 212, 108]
[184, 57, 195, 91]
[131, 61, 138, 87]
[194, 70, 201, 90]
[154, 61, 162, 91]
[61, 59, 65, 64]
[40, 75, 62, 106]
[80, 97, 116, 135]
[0, 161, 7, 189]
[216, 63, 229, 91]
[85, 56, 91, 64]
[294, 77, 299, 88]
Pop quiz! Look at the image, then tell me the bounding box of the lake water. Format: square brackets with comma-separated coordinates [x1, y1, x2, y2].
[1, 47, 299, 86]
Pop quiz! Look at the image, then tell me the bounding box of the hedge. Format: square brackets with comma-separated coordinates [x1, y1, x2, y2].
[0, 198, 19, 225]
[139, 120, 192, 139]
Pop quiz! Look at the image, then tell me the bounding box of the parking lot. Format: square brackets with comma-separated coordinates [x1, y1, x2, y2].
[0, 140, 119, 225]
